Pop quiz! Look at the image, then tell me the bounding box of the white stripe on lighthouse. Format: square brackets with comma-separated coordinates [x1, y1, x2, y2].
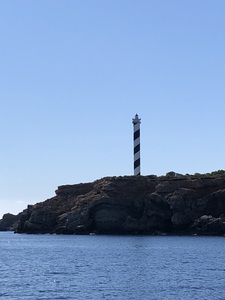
[134, 137, 140, 148]
[132, 114, 141, 175]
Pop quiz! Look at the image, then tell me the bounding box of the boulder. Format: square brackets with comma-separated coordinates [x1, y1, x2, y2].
[190, 215, 225, 235]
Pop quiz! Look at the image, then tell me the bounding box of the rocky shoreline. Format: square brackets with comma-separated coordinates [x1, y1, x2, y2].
[1, 174, 225, 235]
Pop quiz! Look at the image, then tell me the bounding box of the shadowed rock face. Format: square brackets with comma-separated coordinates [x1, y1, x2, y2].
[2, 175, 225, 235]
[0, 213, 21, 231]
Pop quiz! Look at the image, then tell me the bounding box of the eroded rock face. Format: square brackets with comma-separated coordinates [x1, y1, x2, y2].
[2, 175, 225, 235]
[0, 213, 20, 231]
[190, 215, 225, 235]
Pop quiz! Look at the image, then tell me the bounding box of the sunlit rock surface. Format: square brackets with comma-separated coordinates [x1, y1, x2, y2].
[2, 174, 225, 235]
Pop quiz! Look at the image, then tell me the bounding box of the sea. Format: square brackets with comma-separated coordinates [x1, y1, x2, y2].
[0, 232, 225, 300]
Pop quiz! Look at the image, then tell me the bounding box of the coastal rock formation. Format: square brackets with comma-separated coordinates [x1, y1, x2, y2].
[2, 174, 225, 235]
[0, 213, 21, 231]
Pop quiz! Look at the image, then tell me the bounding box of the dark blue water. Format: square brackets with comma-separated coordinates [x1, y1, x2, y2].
[0, 232, 225, 299]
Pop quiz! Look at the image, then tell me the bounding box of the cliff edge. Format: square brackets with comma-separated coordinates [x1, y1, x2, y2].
[2, 173, 225, 235]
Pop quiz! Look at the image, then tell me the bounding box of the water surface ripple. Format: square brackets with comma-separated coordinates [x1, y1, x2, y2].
[0, 232, 225, 299]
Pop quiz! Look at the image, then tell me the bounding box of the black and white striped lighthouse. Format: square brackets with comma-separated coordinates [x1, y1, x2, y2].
[132, 114, 141, 175]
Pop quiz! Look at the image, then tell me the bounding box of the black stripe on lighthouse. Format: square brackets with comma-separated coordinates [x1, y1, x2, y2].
[132, 114, 141, 176]
[134, 144, 140, 154]
[134, 158, 140, 170]
[134, 129, 140, 140]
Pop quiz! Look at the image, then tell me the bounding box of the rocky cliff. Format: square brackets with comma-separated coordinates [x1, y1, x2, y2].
[2, 174, 225, 235]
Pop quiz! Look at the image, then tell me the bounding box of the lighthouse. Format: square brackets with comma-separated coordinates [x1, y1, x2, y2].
[132, 114, 141, 175]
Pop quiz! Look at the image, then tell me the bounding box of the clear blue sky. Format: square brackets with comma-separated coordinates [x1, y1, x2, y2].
[1, 0, 225, 218]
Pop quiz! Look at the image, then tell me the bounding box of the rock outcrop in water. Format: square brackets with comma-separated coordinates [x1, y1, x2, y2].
[0, 213, 21, 231]
[2, 173, 225, 235]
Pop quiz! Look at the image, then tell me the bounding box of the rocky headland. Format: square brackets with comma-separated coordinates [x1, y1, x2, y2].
[2, 172, 225, 235]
